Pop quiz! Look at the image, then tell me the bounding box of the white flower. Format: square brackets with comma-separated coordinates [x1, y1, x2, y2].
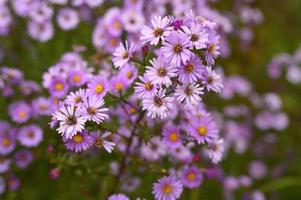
[82, 95, 109, 124]
[113, 41, 135, 68]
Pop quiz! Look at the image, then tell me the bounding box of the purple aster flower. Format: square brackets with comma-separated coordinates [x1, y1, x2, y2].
[8, 101, 31, 124]
[19, 80, 41, 96]
[65, 89, 87, 106]
[121, 9, 145, 33]
[31, 97, 54, 116]
[134, 75, 158, 98]
[109, 75, 130, 94]
[17, 124, 43, 147]
[27, 20, 54, 42]
[187, 116, 218, 144]
[120, 64, 138, 84]
[14, 150, 33, 169]
[152, 176, 183, 200]
[249, 161, 267, 180]
[68, 69, 87, 87]
[0, 67, 23, 83]
[49, 78, 69, 97]
[180, 166, 203, 188]
[141, 137, 167, 161]
[87, 76, 108, 98]
[82, 95, 109, 124]
[57, 8, 79, 30]
[174, 83, 203, 105]
[0, 158, 10, 173]
[162, 124, 182, 148]
[207, 138, 224, 164]
[105, 8, 123, 37]
[141, 16, 171, 45]
[161, 31, 193, 66]
[53, 105, 87, 139]
[202, 67, 223, 93]
[182, 23, 208, 50]
[90, 131, 115, 153]
[7, 175, 20, 191]
[177, 55, 204, 83]
[142, 89, 173, 119]
[113, 41, 135, 68]
[205, 34, 220, 66]
[108, 193, 129, 200]
[64, 131, 93, 153]
[145, 57, 177, 86]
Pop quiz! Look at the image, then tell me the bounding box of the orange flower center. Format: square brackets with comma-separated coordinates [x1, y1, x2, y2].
[162, 184, 173, 194]
[55, 83, 64, 91]
[72, 134, 83, 143]
[95, 84, 104, 94]
[169, 132, 178, 142]
[197, 126, 207, 136]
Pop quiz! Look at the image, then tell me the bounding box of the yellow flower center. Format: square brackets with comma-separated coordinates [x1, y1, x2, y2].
[110, 38, 118, 47]
[187, 172, 196, 181]
[162, 184, 173, 194]
[115, 82, 123, 91]
[127, 71, 134, 79]
[55, 83, 64, 91]
[113, 21, 121, 30]
[197, 126, 207, 136]
[144, 82, 153, 91]
[169, 132, 178, 142]
[129, 107, 137, 115]
[18, 111, 26, 119]
[72, 75, 81, 83]
[2, 138, 11, 147]
[72, 134, 83, 143]
[95, 84, 104, 94]
[209, 44, 215, 53]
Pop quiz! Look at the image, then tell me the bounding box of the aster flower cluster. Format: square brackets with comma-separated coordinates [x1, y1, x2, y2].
[0, 67, 46, 194]
[0, 0, 104, 41]
[267, 45, 301, 84]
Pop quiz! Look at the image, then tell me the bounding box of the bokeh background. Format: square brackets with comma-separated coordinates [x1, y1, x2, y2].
[1, 0, 301, 199]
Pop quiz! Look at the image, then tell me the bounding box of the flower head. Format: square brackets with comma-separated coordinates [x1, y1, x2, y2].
[64, 131, 94, 153]
[152, 176, 183, 200]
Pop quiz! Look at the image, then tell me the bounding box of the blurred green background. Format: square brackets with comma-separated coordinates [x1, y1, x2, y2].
[1, 0, 301, 199]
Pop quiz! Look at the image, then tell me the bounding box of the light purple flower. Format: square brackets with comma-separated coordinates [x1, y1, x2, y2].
[142, 89, 173, 119]
[64, 131, 93, 153]
[141, 16, 171, 45]
[53, 105, 87, 139]
[207, 138, 224, 164]
[14, 150, 33, 169]
[134, 75, 157, 98]
[180, 166, 203, 188]
[202, 67, 223, 93]
[187, 116, 218, 144]
[205, 34, 220, 66]
[162, 124, 182, 148]
[113, 41, 135, 68]
[91, 131, 116, 153]
[182, 23, 208, 49]
[145, 57, 177, 86]
[87, 76, 108, 98]
[0, 158, 10, 173]
[161, 31, 193, 66]
[57, 8, 79, 30]
[68, 69, 87, 86]
[82, 95, 109, 124]
[177, 55, 204, 83]
[174, 83, 203, 105]
[8, 101, 31, 124]
[152, 176, 183, 200]
[17, 124, 43, 147]
[65, 89, 87, 106]
[108, 193, 129, 200]
[28, 20, 54, 42]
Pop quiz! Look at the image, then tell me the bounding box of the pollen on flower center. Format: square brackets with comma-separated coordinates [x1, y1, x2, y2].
[173, 44, 183, 54]
[66, 116, 77, 125]
[73, 75, 81, 83]
[127, 71, 134, 79]
[191, 34, 199, 42]
[184, 63, 194, 72]
[162, 184, 173, 194]
[2, 138, 11, 147]
[187, 172, 196, 181]
[157, 68, 167, 77]
[154, 96, 163, 106]
[208, 76, 214, 84]
[208, 44, 215, 53]
[18, 111, 26, 119]
[95, 84, 104, 93]
[169, 132, 178, 142]
[144, 82, 153, 91]
[72, 134, 83, 143]
[197, 126, 207, 136]
[55, 83, 64, 91]
[113, 21, 121, 30]
[75, 96, 82, 103]
[153, 28, 163, 37]
[110, 38, 118, 47]
[184, 87, 192, 96]
[122, 52, 129, 59]
[87, 107, 97, 115]
[95, 138, 103, 147]
[129, 107, 137, 115]
[27, 132, 35, 139]
[115, 82, 123, 91]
